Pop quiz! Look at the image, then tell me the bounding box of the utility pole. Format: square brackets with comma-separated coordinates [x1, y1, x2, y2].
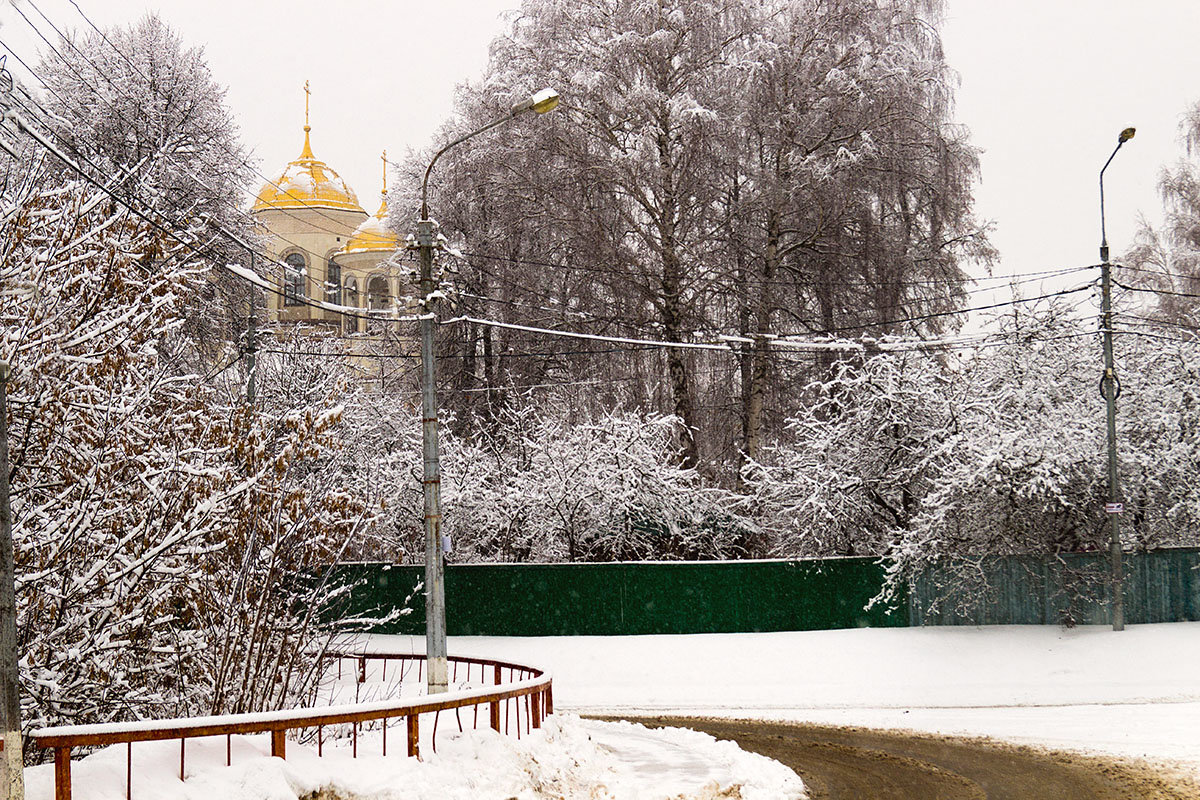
[416, 217, 448, 694]
[415, 88, 559, 694]
[1099, 127, 1134, 632]
[0, 361, 25, 799]
[1099, 259, 1123, 631]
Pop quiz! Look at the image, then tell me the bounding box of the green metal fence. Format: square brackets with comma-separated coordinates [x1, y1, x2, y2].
[329, 548, 1200, 636]
[909, 548, 1200, 627]
[329, 557, 905, 636]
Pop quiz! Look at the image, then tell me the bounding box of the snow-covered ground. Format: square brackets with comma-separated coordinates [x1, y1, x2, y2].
[435, 621, 1200, 772]
[24, 621, 1200, 798]
[398, 622, 1200, 765]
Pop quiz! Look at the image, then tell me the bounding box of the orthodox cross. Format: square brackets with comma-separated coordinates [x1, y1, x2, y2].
[304, 80, 311, 131]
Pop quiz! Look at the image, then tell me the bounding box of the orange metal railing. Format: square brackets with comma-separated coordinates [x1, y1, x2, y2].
[31, 652, 553, 800]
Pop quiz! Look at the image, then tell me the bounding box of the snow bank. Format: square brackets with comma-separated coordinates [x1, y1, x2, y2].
[24, 714, 806, 800]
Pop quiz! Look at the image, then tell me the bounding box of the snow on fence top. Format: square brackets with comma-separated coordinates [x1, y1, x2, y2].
[30, 651, 554, 800]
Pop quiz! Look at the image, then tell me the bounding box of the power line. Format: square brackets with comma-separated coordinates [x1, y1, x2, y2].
[61, 0, 385, 241]
[771, 283, 1096, 336]
[1113, 279, 1200, 301]
[460, 245, 1097, 291]
[1114, 261, 1200, 285]
[1111, 327, 1200, 345]
[3, 103, 1116, 366]
[3, 11, 365, 271]
[1115, 313, 1200, 333]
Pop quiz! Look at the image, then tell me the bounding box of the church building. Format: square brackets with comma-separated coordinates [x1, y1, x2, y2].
[250, 85, 406, 333]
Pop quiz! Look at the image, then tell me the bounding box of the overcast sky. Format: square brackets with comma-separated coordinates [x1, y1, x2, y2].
[1, 0, 1197, 289]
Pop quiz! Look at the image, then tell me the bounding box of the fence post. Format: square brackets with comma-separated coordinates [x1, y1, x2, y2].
[531, 691, 541, 729]
[545, 686, 553, 716]
[54, 747, 71, 800]
[406, 714, 419, 759]
[489, 699, 500, 733]
[270, 730, 286, 760]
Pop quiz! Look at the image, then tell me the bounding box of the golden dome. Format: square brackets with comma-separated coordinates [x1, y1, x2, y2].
[338, 152, 397, 254]
[340, 197, 397, 254]
[252, 127, 364, 214]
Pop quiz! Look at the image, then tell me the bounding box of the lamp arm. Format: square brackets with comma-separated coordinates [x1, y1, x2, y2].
[1098, 140, 1124, 253]
[420, 114, 516, 220]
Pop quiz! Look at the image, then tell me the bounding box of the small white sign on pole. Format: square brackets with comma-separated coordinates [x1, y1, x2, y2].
[1105, 502, 1124, 514]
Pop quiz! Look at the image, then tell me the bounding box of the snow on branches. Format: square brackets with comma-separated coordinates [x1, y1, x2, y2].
[0, 172, 375, 735]
[747, 304, 1200, 614]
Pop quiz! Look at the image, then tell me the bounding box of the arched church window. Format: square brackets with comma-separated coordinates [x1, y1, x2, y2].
[367, 276, 390, 310]
[343, 275, 359, 334]
[283, 252, 306, 306]
[326, 258, 342, 305]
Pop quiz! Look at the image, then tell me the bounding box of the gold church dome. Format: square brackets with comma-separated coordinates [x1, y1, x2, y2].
[252, 129, 364, 213]
[338, 152, 397, 254]
[252, 82, 364, 214]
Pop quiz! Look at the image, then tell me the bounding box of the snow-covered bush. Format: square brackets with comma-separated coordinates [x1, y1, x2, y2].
[749, 304, 1200, 615]
[747, 348, 960, 557]
[0, 176, 373, 737]
[454, 406, 750, 562]
[353, 401, 752, 564]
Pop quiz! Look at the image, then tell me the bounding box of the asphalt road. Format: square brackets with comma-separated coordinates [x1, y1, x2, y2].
[604, 716, 1200, 800]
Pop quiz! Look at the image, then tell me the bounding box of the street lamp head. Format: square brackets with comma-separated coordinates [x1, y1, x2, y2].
[1118, 127, 1136, 144]
[511, 88, 560, 117]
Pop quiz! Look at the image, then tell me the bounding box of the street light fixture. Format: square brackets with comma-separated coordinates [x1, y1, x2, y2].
[416, 88, 559, 694]
[1099, 127, 1135, 263]
[1098, 125, 1134, 632]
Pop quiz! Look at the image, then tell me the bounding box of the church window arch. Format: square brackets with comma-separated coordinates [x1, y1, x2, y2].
[343, 275, 359, 334]
[325, 252, 342, 305]
[282, 251, 306, 306]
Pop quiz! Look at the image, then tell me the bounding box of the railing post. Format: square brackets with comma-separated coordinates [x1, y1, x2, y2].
[531, 691, 541, 729]
[54, 746, 72, 800]
[489, 698, 500, 733]
[545, 686, 553, 716]
[406, 714, 419, 759]
[270, 730, 286, 760]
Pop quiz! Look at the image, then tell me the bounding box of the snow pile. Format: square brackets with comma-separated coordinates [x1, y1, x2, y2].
[24, 714, 806, 800]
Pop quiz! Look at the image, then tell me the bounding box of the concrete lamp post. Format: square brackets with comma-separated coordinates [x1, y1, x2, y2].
[1098, 126, 1134, 632]
[415, 88, 559, 693]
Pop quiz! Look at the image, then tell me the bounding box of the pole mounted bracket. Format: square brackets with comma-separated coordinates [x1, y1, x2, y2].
[416, 219, 436, 248]
[1098, 370, 1121, 400]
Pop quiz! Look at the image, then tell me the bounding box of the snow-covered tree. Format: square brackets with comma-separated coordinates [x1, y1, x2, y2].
[1124, 99, 1200, 330]
[37, 13, 256, 363]
[726, 0, 994, 467]
[406, 0, 991, 478]
[0, 169, 380, 733]
[37, 13, 251, 232]
[748, 345, 961, 557]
